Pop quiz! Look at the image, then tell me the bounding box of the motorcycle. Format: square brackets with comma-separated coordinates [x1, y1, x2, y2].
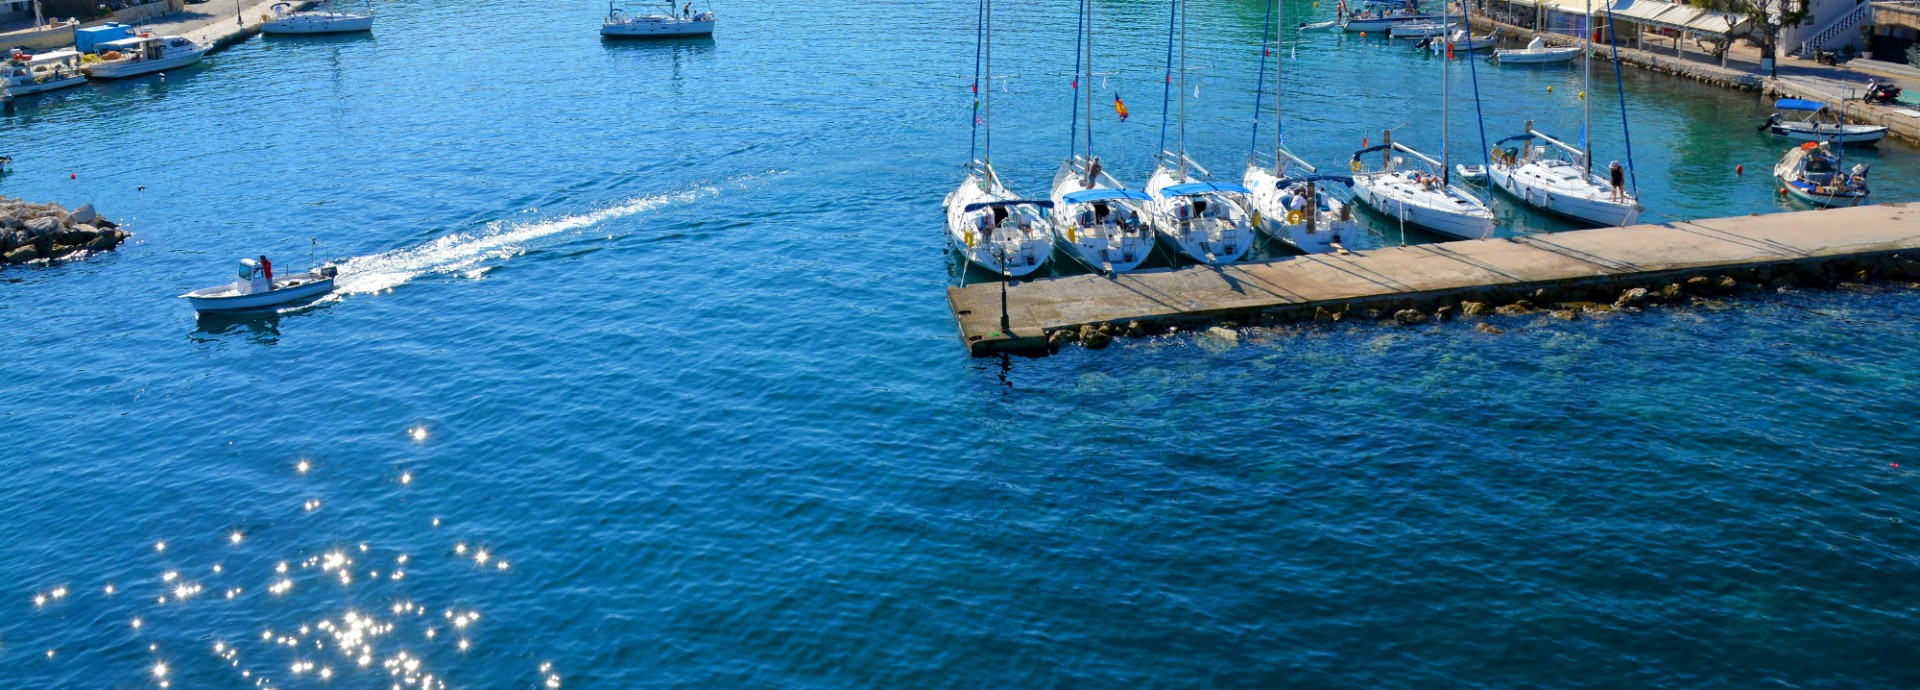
[1863, 78, 1904, 105]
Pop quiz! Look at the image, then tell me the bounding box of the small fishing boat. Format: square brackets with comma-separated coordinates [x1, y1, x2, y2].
[1423, 29, 1496, 54]
[1774, 141, 1869, 207]
[1339, 0, 1441, 32]
[260, 1, 375, 34]
[2, 49, 87, 96]
[602, 0, 714, 38]
[81, 35, 207, 79]
[181, 259, 338, 313]
[1490, 36, 1580, 64]
[1758, 98, 1887, 146]
[1388, 20, 1456, 39]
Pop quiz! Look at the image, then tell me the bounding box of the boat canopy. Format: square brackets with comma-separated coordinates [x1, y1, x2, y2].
[1351, 143, 1393, 159]
[1060, 188, 1153, 205]
[1158, 182, 1251, 198]
[1775, 98, 1826, 112]
[1271, 174, 1355, 188]
[962, 199, 1053, 212]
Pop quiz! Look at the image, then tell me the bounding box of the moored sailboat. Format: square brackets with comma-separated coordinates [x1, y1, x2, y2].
[1048, 0, 1155, 274]
[1243, 0, 1355, 254]
[1145, 0, 1255, 265]
[942, 0, 1053, 279]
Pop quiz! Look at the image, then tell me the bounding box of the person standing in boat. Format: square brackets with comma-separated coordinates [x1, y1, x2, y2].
[258, 255, 273, 283]
[1608, 161, 1625, 203]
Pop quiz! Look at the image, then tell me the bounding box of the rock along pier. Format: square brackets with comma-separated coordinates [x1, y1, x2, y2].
[947, 203, 1920, 356]
[1, 196, 129, 265]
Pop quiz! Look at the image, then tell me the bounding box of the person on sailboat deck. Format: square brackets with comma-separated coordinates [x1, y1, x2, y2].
[1084, 157, 1103, 189]
[1609, 161, 1625, 203]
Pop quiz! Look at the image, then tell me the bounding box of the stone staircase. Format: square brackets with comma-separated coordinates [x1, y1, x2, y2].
[1793, 2, 1874, 57]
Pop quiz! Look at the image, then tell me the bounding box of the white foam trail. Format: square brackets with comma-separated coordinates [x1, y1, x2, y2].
[331, 187, 712, 296]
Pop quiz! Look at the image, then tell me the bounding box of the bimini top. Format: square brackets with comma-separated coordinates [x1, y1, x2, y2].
[1158, 182, 1251, 198]
[962, 199, 1053, 213]
[1271, 174, 1355, 188]
[1775, 98, 1826, 112]
[1060, 188, 1153, 205]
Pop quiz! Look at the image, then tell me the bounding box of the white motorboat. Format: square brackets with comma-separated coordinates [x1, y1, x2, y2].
[2, 49, 87, 96]
[943, 0, 1051, 279]
[1760, 98, 1887, 146]
[601, 0, 714, 38]
[1298, 20, 1339, 31]
[1454, 163, 1487, 181]
[1146, 0, 1254, 264]
[1244, 0, 1355, 255]
[81, 35, 207, 79]
[182, 259, 338, 314]
[1775, 141, 1870, 207]
[1490, 36, 1580, 64]
[1047, 0, 1155, 274]
[260, 1, 375, 34]
[1389, 20, 1456, 39]
[1424, 29, 1497, 54]
[1489, 130, 1641, 226]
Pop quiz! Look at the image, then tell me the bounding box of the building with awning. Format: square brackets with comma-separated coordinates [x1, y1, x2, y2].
[1472, 0, 1750, 65]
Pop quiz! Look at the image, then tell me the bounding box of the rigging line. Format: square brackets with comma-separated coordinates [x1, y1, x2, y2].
[1461, 0, 1492, 200]
[1603, 0, 1639, 195]
[969, 0, 984, 167]
[1158, 0, 1177, 158]
[1069, 0, 1084, 160]
[1251, 0, 1273, 157]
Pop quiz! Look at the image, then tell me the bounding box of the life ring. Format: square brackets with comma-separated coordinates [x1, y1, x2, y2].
[964, 230, 975, 249]
[1287, 210, 1305, 225]
[1350, 159, 1363, 172]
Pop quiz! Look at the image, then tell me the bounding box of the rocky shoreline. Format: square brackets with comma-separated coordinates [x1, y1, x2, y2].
[1, 197, 130, 265]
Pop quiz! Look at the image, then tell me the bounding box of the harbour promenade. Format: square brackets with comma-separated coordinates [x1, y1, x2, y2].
[949, 203, 1920, 355]
[0, 0, 311, 53]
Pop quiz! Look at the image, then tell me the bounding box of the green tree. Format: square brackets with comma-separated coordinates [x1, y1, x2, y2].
[1694, 0, 1810, 76]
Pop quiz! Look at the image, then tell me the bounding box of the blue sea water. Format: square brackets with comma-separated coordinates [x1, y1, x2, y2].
[3, 0, 1920, 687]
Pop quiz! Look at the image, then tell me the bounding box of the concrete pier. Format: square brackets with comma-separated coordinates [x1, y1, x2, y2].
[947, 203, 1920, 356]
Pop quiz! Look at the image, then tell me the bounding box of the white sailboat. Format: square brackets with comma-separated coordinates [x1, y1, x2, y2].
[260, 1, 375, 34]
[1145, 0, 1255, 265]
[1049, 0, 1156, 274]
[943, 0, 1053, 279]
[1349, 23, 1494, 240]
[602, 0, 715, 38]
[1489, 0, 1641, 227]
[1243, 0, 1355, 254]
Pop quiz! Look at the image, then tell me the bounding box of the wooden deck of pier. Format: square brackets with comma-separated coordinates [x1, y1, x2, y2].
[948, 203, 1919, 355]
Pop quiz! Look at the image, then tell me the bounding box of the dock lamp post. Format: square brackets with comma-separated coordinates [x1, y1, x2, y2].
[997, 245, 1010, 334]
[237, 0, 244, 25]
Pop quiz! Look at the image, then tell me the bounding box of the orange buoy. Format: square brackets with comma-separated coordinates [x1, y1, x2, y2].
[69, 173, 75, 180]
[1735, 164, 1744, 175]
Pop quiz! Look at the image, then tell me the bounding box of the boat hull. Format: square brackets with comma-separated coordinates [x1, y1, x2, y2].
[1145, 166, 1256, 265]
[82, 50, 205, 79]
[1049, 164, 1156, 274]
[1488, 164, 1640, 227]
[260, 13, 375, 34]
[1780, 179, 1868, 207]
[944, 173, 1052, 279]
[1766, 123, 1887, 146]
[4, 74, 87, 95]
[1490, 48, 1579, 64]
[183, 275, 335, 313]
[1342, 15, 1440, 32]
[1352, 172, 1495, 240]
[602, 19, 714, 38]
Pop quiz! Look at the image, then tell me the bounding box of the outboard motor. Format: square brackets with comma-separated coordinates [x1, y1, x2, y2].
[1850, 163, 1870, 180]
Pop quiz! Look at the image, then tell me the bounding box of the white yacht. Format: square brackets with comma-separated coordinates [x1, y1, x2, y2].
[1047, 0, 1155, 274]
[602, 0, 714, 38]
[942, 0, 1052, 279]
[1146, 0, 1254, 264]
[2, 49, 87, 96]
[1349, 25, 1494, 240]
[1490, 36, 1580, 64]
[1243, 0, 1354, 254]
[260, 1, 375, 34]
[81, 36, 207, 79]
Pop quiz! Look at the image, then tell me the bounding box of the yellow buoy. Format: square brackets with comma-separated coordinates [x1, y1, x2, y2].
[1547, 86, 1554, 93]
[1578, 91, 1586, 100]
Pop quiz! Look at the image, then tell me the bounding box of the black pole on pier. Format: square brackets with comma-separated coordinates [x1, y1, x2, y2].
[997, 245, 1010, 333]
[237, 0, 244, 25]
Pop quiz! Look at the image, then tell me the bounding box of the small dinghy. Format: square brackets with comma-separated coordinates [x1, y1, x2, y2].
[182, 258, 338, 313]
[1758, 98, 1887, 146]
[1490, 36, 1580, 64]
[1774, 141, 1870, 208]
[1454, 163, 1486, 182]
[1298, 20, 1339, 31]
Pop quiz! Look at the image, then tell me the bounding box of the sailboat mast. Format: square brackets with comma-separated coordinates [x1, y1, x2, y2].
[984, 0, 993, 169]
[1085, 0, 1094, 163]
[1441, 10, 1451, 187]
[1583, 0, 1594, 176]
[1178, 0, 1187, 179]
[1274, 0, 1284, 172]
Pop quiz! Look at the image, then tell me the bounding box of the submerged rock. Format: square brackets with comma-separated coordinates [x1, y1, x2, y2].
[1393, 309, 1429, 326]
[1474, 322, 1504, 335]
[1615, 287, 1649, 307]
[1549, 309, 1578, 321]
[1204, 326, 1239, 345]
[1460, 301, 1490, 317]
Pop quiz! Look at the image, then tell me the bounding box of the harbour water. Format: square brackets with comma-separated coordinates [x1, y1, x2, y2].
[4, 0, 1920, 686]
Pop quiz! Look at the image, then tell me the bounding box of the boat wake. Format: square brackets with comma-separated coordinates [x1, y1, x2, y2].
[329, 184, 721, 297]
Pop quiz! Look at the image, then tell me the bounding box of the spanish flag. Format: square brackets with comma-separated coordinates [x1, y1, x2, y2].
[1114, 93, 1129, 122]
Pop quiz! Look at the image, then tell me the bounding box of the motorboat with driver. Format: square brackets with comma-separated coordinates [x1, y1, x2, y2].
[181, 258, 338, 313]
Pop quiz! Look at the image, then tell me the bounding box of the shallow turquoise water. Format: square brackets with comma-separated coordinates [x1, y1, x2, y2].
[3, 0, 1920, 687]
